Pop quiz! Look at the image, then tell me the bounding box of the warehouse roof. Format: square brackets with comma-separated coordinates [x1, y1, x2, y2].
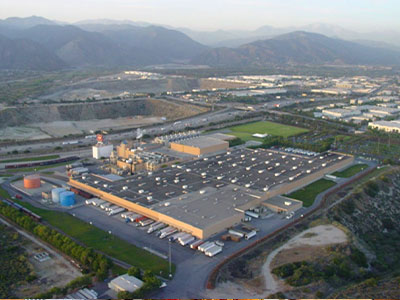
[171, 136, 228, 148]
[108, 274, 143, 293]
[152, 185, 262, 229]
[263, 195, 303, 211]
[206, 133, 237, 141]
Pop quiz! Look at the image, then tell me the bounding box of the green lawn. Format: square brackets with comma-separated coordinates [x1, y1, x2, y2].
[286, 179, 336, 207]
[0, 187, 173, 275]
[227, 121, 309, 141]
[332, 164, 368, 178]
[0, 155, 60, 164]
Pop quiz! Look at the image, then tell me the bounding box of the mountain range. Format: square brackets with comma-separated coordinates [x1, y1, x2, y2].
[0, 16, 400, 70]
[192, 31, 400, 67]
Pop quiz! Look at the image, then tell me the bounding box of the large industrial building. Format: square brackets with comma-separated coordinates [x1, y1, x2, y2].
[93, 143, 113, 159]
[69, 147, 353, 239]
[368, 120, 400, 133]
[170, 136, 229, 156]
[111, 141, 178, 173]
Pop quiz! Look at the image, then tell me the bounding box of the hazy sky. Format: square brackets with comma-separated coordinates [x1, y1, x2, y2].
[1, 0, 399, 31]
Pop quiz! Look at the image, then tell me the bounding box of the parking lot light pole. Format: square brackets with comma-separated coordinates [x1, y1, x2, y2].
[169, 240, 172, 278]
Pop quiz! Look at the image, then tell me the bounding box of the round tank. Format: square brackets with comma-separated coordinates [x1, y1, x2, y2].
[59, 191, 75, 207]
[51, 188, 66, 203]
[24, 174, 41, 189]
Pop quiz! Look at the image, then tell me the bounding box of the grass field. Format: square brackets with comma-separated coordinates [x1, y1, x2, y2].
[332, 164, 368, 178]
[227, 121, 309, 141]
[0, 155, 60, 164]
[286, 179, 336, 207]
[0, 186, 172, 275]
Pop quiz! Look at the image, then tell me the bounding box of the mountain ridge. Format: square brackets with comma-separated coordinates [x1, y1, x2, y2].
[192, 31, 400, 67]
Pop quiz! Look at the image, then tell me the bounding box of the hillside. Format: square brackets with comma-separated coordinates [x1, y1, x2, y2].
[192, 31, 400, 67]
[0, 17, 207, 70]
[0, 35, 65, 71]
[0, 98, 208, 128]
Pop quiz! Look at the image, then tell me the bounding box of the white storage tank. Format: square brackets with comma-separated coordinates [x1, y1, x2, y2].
[51, 188, 66, 203]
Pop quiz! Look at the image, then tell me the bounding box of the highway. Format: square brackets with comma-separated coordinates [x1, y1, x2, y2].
[0, 107, 246, 155]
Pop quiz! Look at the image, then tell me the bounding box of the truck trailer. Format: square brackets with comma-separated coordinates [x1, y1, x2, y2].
[159, 227, 177, 239]
[198, 242, 215, 253]
[108, 207, 125, 216]
[190, 240, 204, 250]
[205, 245, 223, 257]
[180, 236, 195, 246]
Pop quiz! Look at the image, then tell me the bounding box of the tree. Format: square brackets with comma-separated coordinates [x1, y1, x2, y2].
[127, 266, 141, 279]
[117, 291, 133, 299]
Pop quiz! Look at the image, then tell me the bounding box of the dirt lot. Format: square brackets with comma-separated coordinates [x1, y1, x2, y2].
[0, 126, 51, 141]
[262, 225, 348, 295]
[17, 242, 82, 298]
[206, 225, 348, 298]
[0, 218, 82, 298]
[37, 116, 164, 137]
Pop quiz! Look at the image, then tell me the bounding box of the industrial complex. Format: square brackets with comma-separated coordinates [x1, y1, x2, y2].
[69, 147, 353, 239]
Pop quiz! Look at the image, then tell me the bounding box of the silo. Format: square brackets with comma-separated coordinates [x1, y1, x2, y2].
[59, 191, 75, 207]
[24, 174, 41, 189]
[51, 188, 66, 203]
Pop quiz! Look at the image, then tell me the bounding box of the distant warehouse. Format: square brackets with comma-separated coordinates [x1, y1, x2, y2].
[170, 136, 229, 156]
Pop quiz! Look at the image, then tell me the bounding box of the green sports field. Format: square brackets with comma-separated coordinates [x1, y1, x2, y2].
[227, 121, 309, 141]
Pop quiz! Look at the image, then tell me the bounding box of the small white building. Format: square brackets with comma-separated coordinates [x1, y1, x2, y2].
[108, 274, 144, 293]
[93, 143, 113, 159]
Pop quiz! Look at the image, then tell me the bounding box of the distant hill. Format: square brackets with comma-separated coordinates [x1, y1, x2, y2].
[0, 17, 208, 70]
[0, 35, 65, 70]
[78, 24, 207, 61]
[192, 31, 400, 67]
[0, 16, 58, 29]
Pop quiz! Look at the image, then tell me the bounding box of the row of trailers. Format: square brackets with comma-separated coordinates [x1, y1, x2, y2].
[5, 156, 79, 169]
[84, 198, 224, 257]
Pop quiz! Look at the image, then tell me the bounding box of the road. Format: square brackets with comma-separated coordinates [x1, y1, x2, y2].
[0, 107, 246, 155]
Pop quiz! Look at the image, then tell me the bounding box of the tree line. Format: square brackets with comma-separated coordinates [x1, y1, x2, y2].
[0, 202, 111, 279]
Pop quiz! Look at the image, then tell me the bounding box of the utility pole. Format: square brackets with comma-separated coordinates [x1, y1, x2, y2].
[168, 240, 172, 278]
